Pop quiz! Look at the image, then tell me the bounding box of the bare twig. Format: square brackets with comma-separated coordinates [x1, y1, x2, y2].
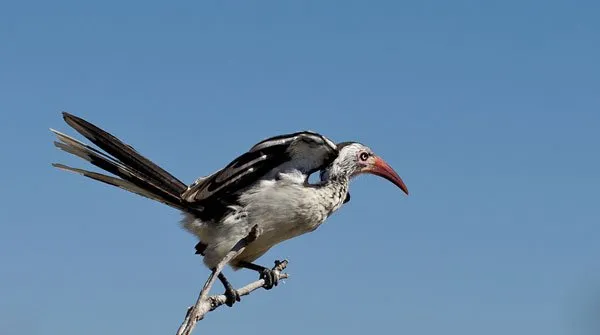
[207, 260, 288, 311]
[176, 226, 289, 335]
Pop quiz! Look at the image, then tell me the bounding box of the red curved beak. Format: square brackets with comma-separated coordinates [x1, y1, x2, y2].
[365, 156, 409, 195]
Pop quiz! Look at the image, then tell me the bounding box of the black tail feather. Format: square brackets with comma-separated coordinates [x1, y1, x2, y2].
[51, 113, 200, 215]
[61, 112, 187, 196]
[52, 163, 188, 210]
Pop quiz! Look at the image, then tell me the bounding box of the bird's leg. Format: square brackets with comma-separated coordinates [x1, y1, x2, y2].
[216, 272, 240, 307]
[236, 260, 284, 290]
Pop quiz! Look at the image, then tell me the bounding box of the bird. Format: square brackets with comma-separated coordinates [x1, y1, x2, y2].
[50, 112, 409, 306]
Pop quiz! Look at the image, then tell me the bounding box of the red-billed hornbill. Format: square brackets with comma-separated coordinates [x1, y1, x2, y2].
[51, 113, 408, 306]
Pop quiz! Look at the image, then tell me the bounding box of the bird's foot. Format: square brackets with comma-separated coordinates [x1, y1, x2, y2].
[260, 260, 285, 290]
[224, 286, 241, 307]
[218, 272, 240, 307]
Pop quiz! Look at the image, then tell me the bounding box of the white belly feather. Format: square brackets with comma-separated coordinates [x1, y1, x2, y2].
[181, 171, 346, 269]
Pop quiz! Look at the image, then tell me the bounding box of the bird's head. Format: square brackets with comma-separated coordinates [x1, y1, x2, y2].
[321, 142, 409, 195]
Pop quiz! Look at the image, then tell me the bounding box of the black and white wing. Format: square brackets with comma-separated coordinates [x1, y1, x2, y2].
[181, 131, 339, 203]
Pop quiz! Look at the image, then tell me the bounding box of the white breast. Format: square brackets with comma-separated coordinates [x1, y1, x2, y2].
[181, 170, 346, 269]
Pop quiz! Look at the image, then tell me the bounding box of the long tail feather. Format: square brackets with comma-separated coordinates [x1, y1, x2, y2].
[50, 114, 197, 214]
[51, 163, 186, 210]
[61, 112, 187, 195]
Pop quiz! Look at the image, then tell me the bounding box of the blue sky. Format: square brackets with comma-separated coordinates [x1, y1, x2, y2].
[1, 1, 599, 334]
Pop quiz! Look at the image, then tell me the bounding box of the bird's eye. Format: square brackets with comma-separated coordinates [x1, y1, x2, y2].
[359, 152, 369, 161]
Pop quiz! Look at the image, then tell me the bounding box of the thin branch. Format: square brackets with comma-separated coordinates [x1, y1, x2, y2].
[175, 226, 289, 335]
[207, 260, 288, 311]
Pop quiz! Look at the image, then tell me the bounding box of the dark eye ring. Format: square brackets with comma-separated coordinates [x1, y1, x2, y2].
[359, 152, 369, 161]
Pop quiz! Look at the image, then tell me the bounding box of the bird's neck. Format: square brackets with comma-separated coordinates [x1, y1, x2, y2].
[316, 173, 350, 214]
